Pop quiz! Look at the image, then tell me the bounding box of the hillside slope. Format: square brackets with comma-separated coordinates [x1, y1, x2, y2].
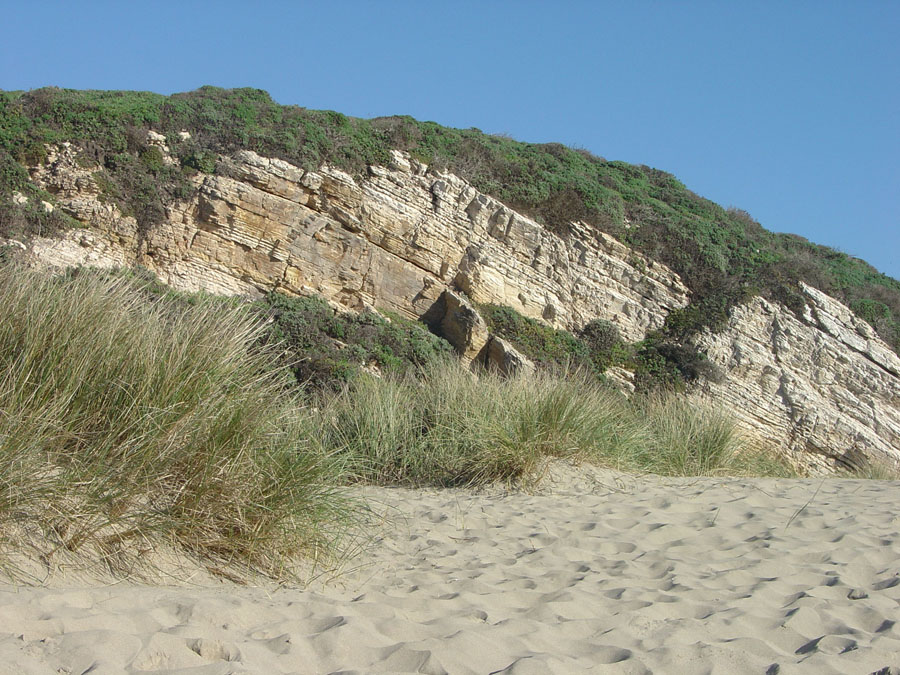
[1, 86, 898, 352]
[1, 86, 898, 473]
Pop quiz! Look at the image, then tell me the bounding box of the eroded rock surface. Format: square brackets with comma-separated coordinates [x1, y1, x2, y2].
[26, 145, 689, 342]
[18, 143, 900, 472]
[694, 284, 900, 473]
[422, 290, 535, 376]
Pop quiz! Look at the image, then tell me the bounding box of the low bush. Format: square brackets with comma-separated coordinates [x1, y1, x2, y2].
[479, 303, 594, 373]
[262, 292, 454, 390]
[578, 318, 629, 372]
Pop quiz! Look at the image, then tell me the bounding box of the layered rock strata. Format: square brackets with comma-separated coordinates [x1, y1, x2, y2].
[422, 290, 535, 376]
[25, 144, 689, 342]
[694, 284, 900, 473]
[16, 142, 900, 472]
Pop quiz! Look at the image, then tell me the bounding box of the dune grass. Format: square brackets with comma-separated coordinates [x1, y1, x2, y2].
[0, 264, 800, 580]
[315, 362, 795, 486]
[0, 264, 348, 579]
[852, 461, 900, 480]
[316, 364, 637, 486]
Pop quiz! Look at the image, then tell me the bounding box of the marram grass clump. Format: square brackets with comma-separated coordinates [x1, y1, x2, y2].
[0, 264, 798, 580]
[314, 362, 794, 487]
[0, 264, 348, 579]
[315, 364, 631, 486]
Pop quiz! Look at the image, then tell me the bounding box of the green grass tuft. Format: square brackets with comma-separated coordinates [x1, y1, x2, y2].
[314, 362, 794, 486]
[0, 263, 349, 579]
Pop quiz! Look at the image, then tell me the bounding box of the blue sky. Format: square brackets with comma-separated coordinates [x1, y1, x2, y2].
[3, 1, 898, 279]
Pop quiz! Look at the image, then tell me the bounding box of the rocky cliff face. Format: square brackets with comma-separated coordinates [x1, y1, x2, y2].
[22, 143, 689, 342]
[11, 142, 900, 474]
[694, 284, 900, 473]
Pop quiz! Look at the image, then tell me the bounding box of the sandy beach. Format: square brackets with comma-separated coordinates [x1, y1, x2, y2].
[1, 464, 898, 674]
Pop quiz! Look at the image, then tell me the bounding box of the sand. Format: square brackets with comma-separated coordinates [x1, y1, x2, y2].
[0, 463, 898, 674]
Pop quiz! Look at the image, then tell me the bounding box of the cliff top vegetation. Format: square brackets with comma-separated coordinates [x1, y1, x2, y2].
[1, 86, 897, 351]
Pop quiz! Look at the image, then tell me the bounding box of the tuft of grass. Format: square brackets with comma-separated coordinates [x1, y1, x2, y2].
[625, 396, 795, 477]
[0, 263, 349, 579]
[852, 460, 900, 480]
[315, 362, 791, 486]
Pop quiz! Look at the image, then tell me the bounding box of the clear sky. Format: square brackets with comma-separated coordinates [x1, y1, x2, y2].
[3, 1, 898, 279]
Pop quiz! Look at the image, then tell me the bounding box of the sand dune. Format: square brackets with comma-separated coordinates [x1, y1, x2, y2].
[0, 464, 898, 674]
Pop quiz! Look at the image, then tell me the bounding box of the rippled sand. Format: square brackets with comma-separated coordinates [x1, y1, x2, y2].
[1, 464, 898, 674]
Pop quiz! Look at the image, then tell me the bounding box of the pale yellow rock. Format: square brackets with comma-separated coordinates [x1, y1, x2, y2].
[146, 130, 177, 166]
[693, 285, 900, 474]
[25, 145, 688, 335]
[484, 336, 535, 377]
[21, 144, 900, 472]
[423, 290, 491, 365]
[605, 366, 636, 396]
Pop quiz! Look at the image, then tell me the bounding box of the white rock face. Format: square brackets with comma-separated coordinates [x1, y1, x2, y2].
[146, 130, 178, 166]
[694, 285, 900, 473]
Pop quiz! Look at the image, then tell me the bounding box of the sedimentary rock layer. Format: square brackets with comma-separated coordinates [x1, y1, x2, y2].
[15, 142, 900, 472]
[694, 284, 900, 472]
[25, 144, 690, 342]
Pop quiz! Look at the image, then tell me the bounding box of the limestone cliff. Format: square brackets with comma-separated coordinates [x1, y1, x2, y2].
[22, 143, 689, 342]
[10, 142, 900, 474]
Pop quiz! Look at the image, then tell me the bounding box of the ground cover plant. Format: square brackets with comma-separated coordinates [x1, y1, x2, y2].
[479, 302, 721, 392]
[2, 86, 898, 354]
[262, 291, 453, 390]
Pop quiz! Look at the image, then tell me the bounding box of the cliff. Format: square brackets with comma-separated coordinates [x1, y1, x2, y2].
[9, 140, 900, 474]
[23, 142, 689, 341]
[694, 285, 900, 472]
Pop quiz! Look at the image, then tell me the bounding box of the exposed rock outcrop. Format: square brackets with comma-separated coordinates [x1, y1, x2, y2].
[422, 290, 491, 366]
[694, 284, 900, 473]
[25, 144, 689, 342]
[422, 290, 535, 376]
[17, 142, 900, 473]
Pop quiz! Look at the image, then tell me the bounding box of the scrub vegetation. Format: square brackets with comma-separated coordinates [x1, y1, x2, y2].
[0, 86, 890, 577]
[1, 86, 897, 352]
[0, 264, 348, 579]
[479, 303, 722, 392]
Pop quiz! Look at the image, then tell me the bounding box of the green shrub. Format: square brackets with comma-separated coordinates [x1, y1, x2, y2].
[261, 291, 453, 390]
[139, 146, 165, 172]
[579, 318, 628, 372]
[479, 303, 592, 372]
[182, 149, 217, 174]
